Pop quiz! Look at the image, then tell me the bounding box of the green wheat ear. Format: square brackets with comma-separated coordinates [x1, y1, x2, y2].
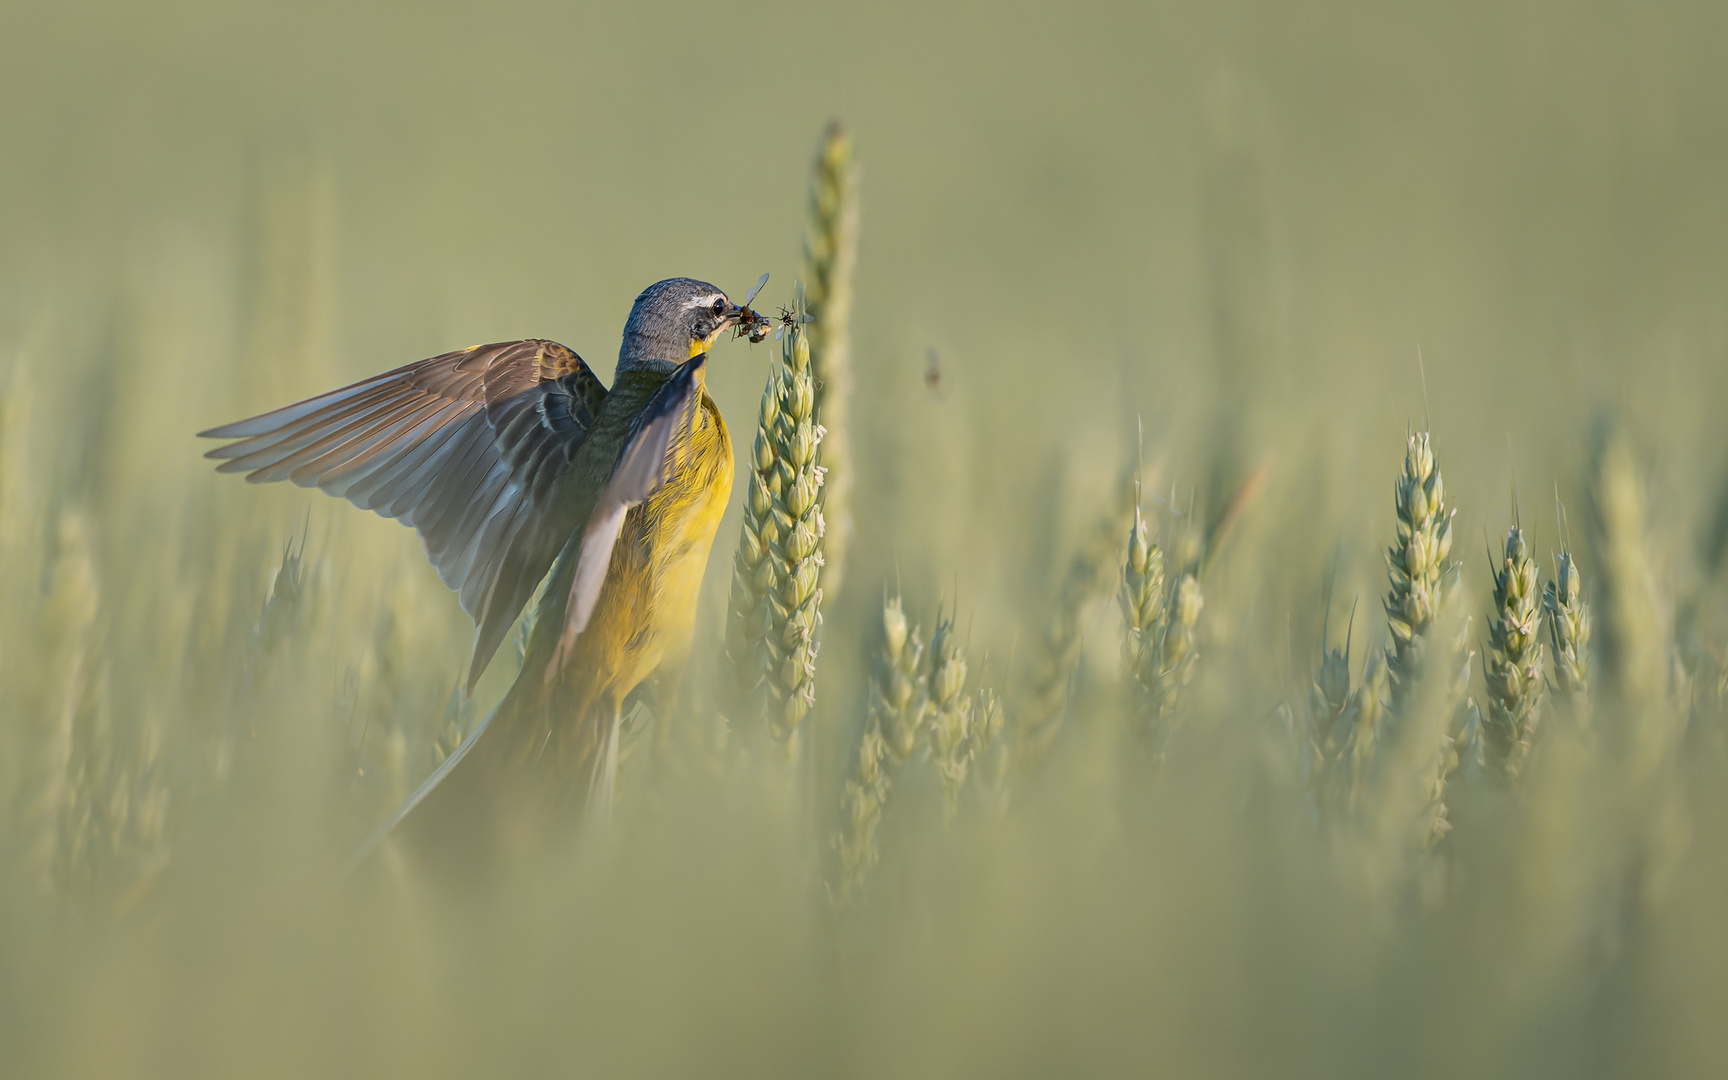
[761, 301, 826, 743]
[876, 595, 932, 765]
[1119, 500, 1205, 750]
[1016, 477, 1137, 772]
[35, 508, 170, 903]
[1544, 547, 1592, 718]
[252, 523, 310, 656]
[1152, 573, 1205, 720]
[802, 121, 859, 596]
[1588, 427, 1667, 705]
[969, 685, 1006, 813]
[1120, 503, 1168, 709]
[720, 364, 779, 721]
[833, 593, 1002, 906]
[1342, 652, 1388, 814]
[923, 610, 1000, 822]
[1384, 431, 1456, 713]
[925, 609, 972, 819]
[1375, 431, 1471, 852]
[1307, 606, 1355, 814]
[833, 594, 927, 909]
[1587, 423, 1681, 780]
[722, 291, 827, 744]
[1481, 523, 1546, 782]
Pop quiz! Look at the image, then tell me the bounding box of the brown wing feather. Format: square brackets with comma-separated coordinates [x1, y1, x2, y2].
[200, 339, 606, 692]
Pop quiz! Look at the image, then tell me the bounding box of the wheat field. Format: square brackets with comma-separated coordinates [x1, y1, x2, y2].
[3, 3, 1727, 1077]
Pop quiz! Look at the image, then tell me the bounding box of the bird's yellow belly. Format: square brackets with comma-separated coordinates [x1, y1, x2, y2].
[580, 393, 733, 703]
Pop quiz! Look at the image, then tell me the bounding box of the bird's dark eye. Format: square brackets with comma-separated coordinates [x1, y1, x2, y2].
[711, 298, 727, 316]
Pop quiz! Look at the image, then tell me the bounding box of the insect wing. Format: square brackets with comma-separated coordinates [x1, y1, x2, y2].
[742, 272, 769, 309]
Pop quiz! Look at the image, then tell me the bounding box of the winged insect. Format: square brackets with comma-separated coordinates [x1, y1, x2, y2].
[771, 305, 815, 342]
[732, 272, 774, 343]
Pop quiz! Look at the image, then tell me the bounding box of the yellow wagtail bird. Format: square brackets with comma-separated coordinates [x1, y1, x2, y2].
[201, 276, 769, 868]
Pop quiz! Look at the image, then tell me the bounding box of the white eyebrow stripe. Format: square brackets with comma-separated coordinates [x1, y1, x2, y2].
[685, 294, 727, 309]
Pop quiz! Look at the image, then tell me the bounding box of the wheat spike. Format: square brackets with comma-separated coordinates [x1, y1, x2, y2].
[1342, 652, 1388, 814]
[832, 595, 927, 908]
[1481, 524, 1546, 782]
[1543, 548, 1592, 718]
[1587, 423, 1681, 781]
[1384, 432, 1456, 712]
[1120, 503, 1168, 708]
[1373, 432, 1472, 852]
[1013, 482, 1134, 771]
[723, 294, 827, 742]
[1308, 607, 1355, 814]
[1152, 574, 1205, 719]
[721, 371, 781, 720]
[802, 121, 858, 595]
[760, 307, 827, 741]
[1119, 499, 1206, 748]
[926, 610, 974, 820]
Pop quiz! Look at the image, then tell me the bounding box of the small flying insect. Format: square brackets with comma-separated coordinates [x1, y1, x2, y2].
[771, 305, 815, 342]
[925, 347, 942, 393]
[731, 272, 774, 343]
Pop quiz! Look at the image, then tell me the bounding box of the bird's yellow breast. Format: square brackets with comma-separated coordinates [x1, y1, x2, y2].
[565, 386, 732, 710]
[635, 390, 734, 662]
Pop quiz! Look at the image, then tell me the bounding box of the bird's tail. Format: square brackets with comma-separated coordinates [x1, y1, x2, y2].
[342, 701, 499, 876]
[341, 675, 621, 875]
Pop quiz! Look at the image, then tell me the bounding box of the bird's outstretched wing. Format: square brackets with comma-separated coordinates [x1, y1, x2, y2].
[200, 340, 607, 692]
[553, 355, 707, 665]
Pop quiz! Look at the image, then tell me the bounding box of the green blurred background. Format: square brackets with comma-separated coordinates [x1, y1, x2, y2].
[7, 0, 1727, 620]
[3, 2, 1726, 1077]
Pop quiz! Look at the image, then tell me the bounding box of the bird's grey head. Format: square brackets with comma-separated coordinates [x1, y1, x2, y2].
[618, 277, 743, 373]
